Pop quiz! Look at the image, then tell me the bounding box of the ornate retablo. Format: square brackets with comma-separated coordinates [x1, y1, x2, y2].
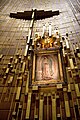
[34, 31, 61, 49]
[30, 30, 66, 85]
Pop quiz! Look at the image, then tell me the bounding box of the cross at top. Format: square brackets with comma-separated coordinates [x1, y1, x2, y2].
[10, 9, 59, 20]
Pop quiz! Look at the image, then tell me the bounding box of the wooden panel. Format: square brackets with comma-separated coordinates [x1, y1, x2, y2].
[65, 38, 70, 49]
[77, 53, 80, 58]
[75, 84, 80, 97]
[25, 93, 32, 120]
[16, 87, 21, 100]
[8, 76, 13, 84]
[39, 99, 43, 120]
[32, 86, 38, 91]
[69, 59, 74, 69]
[22, 62, 26, 73]
[25, 72, 29, 95]
[0, 54, 3, 60]
[32, 54, 35, 81]
[24, 45, 28, 57]
[52, 98, 56, 120]
[5, 68, 9, 74]
[34, 101, 38, 120]
[65, 101, 70, 118]
[14, 59, 18, 64]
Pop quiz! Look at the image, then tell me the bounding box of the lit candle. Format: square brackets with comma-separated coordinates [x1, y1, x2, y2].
[49, 24, 51, 37]
[43, 25, 45, 36]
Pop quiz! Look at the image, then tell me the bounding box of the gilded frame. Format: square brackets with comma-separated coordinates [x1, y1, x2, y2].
[31, 48, 65, 85]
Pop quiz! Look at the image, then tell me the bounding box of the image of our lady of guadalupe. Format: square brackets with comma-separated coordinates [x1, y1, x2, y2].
[41, 56, 54, 80]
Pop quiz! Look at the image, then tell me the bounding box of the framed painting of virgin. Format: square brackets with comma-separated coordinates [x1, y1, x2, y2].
[31, 49, 66, 85]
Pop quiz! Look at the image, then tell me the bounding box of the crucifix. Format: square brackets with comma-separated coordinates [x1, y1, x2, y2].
[10, 9, 59, 56]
